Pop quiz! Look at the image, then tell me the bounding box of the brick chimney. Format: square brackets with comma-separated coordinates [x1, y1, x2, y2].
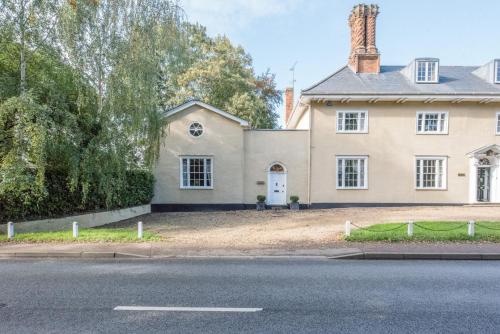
[284, 87, 294, 124]
[348, 4, 380, 74]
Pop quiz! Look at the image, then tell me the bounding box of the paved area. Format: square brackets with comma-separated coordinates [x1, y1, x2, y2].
[1, 259, 500, 333]
[3, 241, 500, 258]
[106, 206, 500, 250]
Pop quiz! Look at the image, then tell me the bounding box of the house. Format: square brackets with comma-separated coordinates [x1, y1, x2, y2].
[152, 4, 500, 211]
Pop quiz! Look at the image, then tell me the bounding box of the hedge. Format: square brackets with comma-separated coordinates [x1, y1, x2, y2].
[0, 170, 154, 222]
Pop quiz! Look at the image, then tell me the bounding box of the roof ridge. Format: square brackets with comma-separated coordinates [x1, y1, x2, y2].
[302, 65, 349, 93]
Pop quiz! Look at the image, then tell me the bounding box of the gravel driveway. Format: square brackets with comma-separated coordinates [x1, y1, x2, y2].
[110, 206, 500, 250]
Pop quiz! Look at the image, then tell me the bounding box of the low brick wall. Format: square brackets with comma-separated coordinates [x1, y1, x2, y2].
[0, 205, 151, 234]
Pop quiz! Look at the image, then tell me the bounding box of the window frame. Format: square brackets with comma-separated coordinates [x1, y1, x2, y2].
[188, 121, 204, 138]
[336, 110, 369, 134]
[415, 60, 439, 83]
[415, 156, 448, 190]
[336, 155, 369, 190]
[179, 156, 214, 190]
[496, 112, 500, 135]
[416, 111, 449, 135]
[495, 60, 500, 84]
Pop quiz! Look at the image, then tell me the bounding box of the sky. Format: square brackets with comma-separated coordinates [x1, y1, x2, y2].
[181, 0, 500, 124]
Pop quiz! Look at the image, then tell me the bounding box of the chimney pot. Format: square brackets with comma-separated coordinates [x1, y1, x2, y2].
[348, 4, 380, 73]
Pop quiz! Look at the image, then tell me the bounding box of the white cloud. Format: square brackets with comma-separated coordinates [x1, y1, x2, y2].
[181, 0, 303, 35]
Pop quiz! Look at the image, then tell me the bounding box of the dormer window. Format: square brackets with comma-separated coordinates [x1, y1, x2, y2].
[495, 60, 500, 83]
[416, 59, 439, 83]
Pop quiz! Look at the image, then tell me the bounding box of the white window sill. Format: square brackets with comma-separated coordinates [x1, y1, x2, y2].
[336, 187, 369, 190]
[336, 131, 369, 134]
[415, 188, 447, 191]
[416, 132, 448, 135]
[180, 187, 214, 190]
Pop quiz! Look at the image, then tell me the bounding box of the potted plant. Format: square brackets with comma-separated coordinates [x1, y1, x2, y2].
[289, 196, 300, 211]
[256, 195, 266, 211]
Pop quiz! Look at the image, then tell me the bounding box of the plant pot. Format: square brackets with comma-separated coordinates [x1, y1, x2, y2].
[256, 202, 266, 211]
[290, 202, 300, 211]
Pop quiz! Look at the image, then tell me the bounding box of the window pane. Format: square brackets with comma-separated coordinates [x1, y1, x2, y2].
[417, 62, 426, 82]
[359, 113, 366, 131]
[182, 159, 188, 187]
[417, 159, 445, 189]
[497, 114, 500, 133]
[206, 159, 212, 187]
[424, 113, 439, 132]
[416, 160, 421, 188]
[496, 61, 500, 82]
[359, 159, 365, 187]
[417, 114, 423, 132]
[337, 112, 344, 131]
[344, 159, 359, 187]
[337, 159, 343, 187]
[439, 113, 446, 132]
[344, 113, 359, 131]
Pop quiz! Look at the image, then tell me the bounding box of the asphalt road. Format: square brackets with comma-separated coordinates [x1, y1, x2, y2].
[1, 259, 500, 333]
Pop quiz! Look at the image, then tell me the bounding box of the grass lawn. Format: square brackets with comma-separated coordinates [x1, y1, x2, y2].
[0, 228, 162, 243]
[346, 221, 500, 242]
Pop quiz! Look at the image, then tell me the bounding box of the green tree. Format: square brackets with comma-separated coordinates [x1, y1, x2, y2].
[162, 24, 281, 129]
[0, 0, 61, 95]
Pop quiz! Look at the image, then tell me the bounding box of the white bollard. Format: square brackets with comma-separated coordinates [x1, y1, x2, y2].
[7, 222, 14, 239]
[468, 220, 475, 237]
[345, 220, 351, 237]
[72, 221, 79, 238]
[407, 221, 414, 237]
[138, 221, 143, 239]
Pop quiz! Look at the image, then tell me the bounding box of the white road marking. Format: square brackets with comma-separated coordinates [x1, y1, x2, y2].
[114, 306, 263, 313]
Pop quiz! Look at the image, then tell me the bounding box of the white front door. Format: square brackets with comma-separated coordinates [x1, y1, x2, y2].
[268, 173, 286, 205]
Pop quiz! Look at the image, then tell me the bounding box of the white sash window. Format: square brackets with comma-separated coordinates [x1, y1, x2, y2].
[336, 156, 368, 189]
[416, 157, 447, 190]
[416, 112, 448, 134]
[337, 111, 368, 133]
[180, 157, 213, 189]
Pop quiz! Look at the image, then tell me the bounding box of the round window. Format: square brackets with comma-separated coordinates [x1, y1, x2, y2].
[189, 122, 204, 137]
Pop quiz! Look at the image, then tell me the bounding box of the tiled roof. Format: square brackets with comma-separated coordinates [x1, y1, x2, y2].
[302, 65, 500, 96]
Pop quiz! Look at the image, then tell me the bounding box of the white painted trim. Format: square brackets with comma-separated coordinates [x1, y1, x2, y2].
[188, 121, 205, 138]
[267, 170, 287, 205]
[114, 306, 263, 313]
[301, 95, 500, 103]
[179, 156, 214, 190]
[467, 144, 500, 157]
[415, 156, 448, 190]
[165, 101, 249, 127]
[268, 161, 287, 173]
[415, 111, 449, 135]
[336, 110, 369, 134]
[415, 59, 440, 83]
[495, 60, 500, 84]
[336, 155, 369, 190]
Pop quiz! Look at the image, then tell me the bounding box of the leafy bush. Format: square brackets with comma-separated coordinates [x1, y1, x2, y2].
[0, 169, 154, 222]
[290, 196, 299, 203]
[257, 195, 266, 203]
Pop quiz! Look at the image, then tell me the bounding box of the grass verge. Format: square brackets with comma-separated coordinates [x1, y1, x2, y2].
[346, 221, 500, 242]
[0, 228, 162, 243]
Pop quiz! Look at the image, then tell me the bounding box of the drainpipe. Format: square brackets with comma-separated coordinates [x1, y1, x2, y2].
[307, 104, 313, 207]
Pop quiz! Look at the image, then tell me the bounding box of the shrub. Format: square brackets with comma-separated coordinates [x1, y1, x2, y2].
[0, 169, 154, 222]
[257, 195, 266, 203]
[290, 195, 299, 203]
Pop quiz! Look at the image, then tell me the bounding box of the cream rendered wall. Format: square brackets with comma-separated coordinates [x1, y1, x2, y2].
[243, 130, 309, 204]
[295, 109, 310, 129]
[310, 101, 500, 204]
[153, 105, 245, 204]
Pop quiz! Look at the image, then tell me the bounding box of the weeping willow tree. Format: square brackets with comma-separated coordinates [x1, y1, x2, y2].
[58, 0, 184, 205]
